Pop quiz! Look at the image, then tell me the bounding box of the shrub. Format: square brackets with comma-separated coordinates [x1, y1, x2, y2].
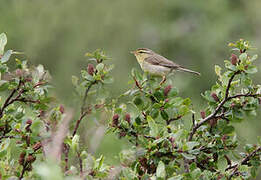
[0, 33, 260, 179]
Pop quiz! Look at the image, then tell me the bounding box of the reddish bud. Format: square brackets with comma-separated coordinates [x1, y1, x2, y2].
[125, 113, 131, 124]
[59, 105, 65, 114]
[164, 85, 172, 96]
[112, 114, 119, 127]
[165, 98, 169, 103]
[87, 64, 95, 75]
[209, 118, 217, 127]
[26, 119, 32, 125]
[244, 65, 248, 70]
[26, 155, 36, 163]
[200, 111, 206, 119]
[32, 142, 42, 151]
[231, 103, 236, 108]
[19, 152, 26, 165]
[230, 54, 238, 65]
[119, 131, 127, 138]
[211, 93, 219, 102]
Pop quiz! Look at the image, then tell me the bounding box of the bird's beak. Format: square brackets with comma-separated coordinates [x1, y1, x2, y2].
[130, 51, 135, 54]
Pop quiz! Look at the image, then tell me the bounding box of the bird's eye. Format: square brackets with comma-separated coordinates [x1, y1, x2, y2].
[139, 51, 144, 54]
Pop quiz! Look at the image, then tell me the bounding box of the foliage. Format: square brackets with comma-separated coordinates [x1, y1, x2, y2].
[0, 33, 260, 179]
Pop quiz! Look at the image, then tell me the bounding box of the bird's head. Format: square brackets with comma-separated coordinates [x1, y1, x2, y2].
[130, 48, 154, 62]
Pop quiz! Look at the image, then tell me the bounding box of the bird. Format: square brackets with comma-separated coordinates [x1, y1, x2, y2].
[131, 48, 200, 85]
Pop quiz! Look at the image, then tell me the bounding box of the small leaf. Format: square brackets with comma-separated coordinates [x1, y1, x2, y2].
[215, 65, 222, 77]
[156, 161, 166, 179]
[147, 116, 158, 137]
[1, 50, 13, 63]
[0, 33, 7, 55]
[72, 75, 79, 86]
[217, 156, 228, 173]
[186, 141, 200, 150]
[182, 153, 196, 160]
[245, 65, 258, 74]
[239, 53, 247, 61]
[160, 110, 169, 120]
[96, 63, 104, 72]
[71, 135, 79, 153]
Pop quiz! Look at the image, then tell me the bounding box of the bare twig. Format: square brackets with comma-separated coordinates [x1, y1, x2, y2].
[228, 146, 261, 179]
[73, 82, 94, 137]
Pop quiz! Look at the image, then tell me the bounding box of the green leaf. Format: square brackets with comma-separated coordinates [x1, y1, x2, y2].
[239, 53, 247, 61]
[215, 65, 222, 77]
[103, 76, 114, 84]
[96, 63, 104, 72]
[186, 141, 200, 150]
[1, 50, 13, 63]
[160, 110, 169, 120]
[168, 87, 179, 97]
[147, 116, 158, 137]
[0, 138, 10, 152]
[72, 75, 79, 86]
[250, 54, 258, 62]
[133, 97, 143, 109]
[156, 161, 166, 179]
[71, 134, 79, 153]
[191, 168, 201, 178]
[217, 156, 228, 173]
[0, 33, 7, 55]
[182, 153, 196, 160]
[245, 65, 258, 74]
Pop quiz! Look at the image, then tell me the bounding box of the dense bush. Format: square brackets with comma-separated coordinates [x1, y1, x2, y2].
[0, 33, 260, 179]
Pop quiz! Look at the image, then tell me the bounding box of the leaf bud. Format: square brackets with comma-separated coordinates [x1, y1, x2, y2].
[19, 152, 26, 165]
[230, 54, 238, 65]
[164, 85, 172, 96]
[87, 64, 95, 76]
[26, 155, 36, 163]
[200, 111, 206, 119]
[211, 92, 219, 102]
[59, 105, 65, 114]
[209, 118, 217, 127]
[125, 113, 131, 124]
[32, 142, 42, 151]
[112, 114, 119, 127]
[26, 119, 32, 125]
[119, 131, 127, 138]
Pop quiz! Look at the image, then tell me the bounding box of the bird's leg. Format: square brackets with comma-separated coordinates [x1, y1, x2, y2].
[159, 76, 166, 86]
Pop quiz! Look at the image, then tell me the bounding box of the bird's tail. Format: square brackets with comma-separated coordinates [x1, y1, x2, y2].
[177, 67, 200, 76]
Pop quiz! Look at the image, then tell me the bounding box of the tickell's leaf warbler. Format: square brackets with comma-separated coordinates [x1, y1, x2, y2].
[131, 48, 200, 84]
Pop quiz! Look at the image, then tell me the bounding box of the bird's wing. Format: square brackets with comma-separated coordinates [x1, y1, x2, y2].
[144, 54, 181, 69]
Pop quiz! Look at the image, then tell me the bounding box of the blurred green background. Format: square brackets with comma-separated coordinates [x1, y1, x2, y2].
[1, 0, 261, 177]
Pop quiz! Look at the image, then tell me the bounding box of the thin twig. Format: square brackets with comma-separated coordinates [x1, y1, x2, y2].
[228, 146, 261, 179]
[188, 70, 261, 141]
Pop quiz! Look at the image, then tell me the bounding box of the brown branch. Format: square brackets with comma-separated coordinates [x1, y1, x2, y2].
[166, 116, 182, 125]
[0, 79, 22, 118]
[19, 161, 28, 180]
[73, 82, 94, 137]
[77, 151, 83, 176]
[228, 146, 261, 179]
[188, 70, 261, 141]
